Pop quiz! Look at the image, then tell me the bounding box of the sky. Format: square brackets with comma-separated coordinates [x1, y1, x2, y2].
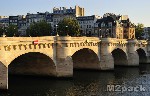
[0, 0, 150, 26]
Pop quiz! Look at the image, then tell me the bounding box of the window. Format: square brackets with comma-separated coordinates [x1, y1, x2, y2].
[89, 25, 91, 28]
[101, 23, 105, 27]
[108, 22, 112, 27]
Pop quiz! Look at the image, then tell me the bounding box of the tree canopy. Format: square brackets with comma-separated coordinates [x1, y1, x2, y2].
[6, 25, 18, 37]
[57, 18, 80, 36]
[0, 27, 4, 36]
[135, 23, 144, 39]
[26, 21, 52, 37]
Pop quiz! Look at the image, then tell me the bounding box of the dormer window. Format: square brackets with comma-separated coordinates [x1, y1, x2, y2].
[101, 22, 105, 27]
[108, 22, 112, 27]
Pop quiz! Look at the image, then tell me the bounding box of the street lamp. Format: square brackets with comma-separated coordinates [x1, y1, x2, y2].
[2, 23, 6, 37]
[13, 27, 16, 37]
[100, 35, 102, 39]
[99, 29, 101, 37]
[105, 29, 109, 38]
[66, 25, 69, 36]
[56, 25, 58, 36]
[27, 28, 31, 37]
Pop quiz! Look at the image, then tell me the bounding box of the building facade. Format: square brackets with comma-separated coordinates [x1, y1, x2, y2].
[9, 16, 19, 26]
[52, 6, 84, 35]
[95, 13, 135, 39]
[0, 6, 85, 36]
[18, 16, 27, 36]
[141, 27, 150, 39]
[0, 7, 136, 39]
[77, 15, 101, 36]
[0, 16, 9, 28]
[26, 12, 47, 27]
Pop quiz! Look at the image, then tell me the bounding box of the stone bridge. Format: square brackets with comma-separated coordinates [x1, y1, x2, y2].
[0, 36, 150, 89]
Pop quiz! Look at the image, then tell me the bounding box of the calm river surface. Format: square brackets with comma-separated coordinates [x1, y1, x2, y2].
[1, 64, 150, 96]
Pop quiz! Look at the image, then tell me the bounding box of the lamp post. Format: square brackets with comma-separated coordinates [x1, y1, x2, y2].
[56, 24, 59, 36]
[106, 29, 109, 38]
[100, 35, 102, 39]
[27, 28, 31, 37]
[2, 23, 6, 37]
[146, 30, 149, 40]
[97, 28, 99, 37]
[13, 27, 16, 37]
[66, 25, 68, 36]
[99, 29, 101, 37]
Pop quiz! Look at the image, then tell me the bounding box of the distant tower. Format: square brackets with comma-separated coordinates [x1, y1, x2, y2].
[75, 5, 84, 17]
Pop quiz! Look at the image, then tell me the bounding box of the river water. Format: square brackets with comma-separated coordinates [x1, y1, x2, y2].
[1, 64, 150, 96]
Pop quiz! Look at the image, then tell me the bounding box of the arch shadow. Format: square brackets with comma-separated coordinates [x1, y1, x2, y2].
[72, 48, 100, 70]
[8, 52, 56, 76]
[137, 48, 147, 64]
[111, 48, 128, 66]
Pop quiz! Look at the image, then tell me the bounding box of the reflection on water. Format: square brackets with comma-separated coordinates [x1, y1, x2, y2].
[1, 64, 150, 96]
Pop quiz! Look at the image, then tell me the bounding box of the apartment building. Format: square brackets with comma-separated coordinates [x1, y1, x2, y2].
[141, 27, 150, 39]
[95, 13, 135, 39]
[0, 6, 84, 36]
[0, 6, 136, 38]
[9, 16, 19, 26]
[45, 12, 53, 27]
[18, 17, 27, 36]
[77, 15, 101, 36]
[26, 12, 47, 27]
[0, 16, 9, 28]
[53, 5, 84, 27]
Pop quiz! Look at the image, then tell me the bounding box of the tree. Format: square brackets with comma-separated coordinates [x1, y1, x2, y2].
[6, 25, 18, 37]
[26, 21, 52, 37]
[0, 27, 4, 36]
[135, 23, 144, 39]
[57, 18, 80, 36]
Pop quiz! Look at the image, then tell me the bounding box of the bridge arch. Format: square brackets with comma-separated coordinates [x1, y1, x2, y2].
[72, 48, 100, 70]
[111, 48, 128, 66]
[136, 48, 147, 63]
[8, 52, 56, 76]
[7, 50, 55, 66]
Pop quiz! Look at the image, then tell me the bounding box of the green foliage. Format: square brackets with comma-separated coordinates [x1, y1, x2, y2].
[0, 27, 4, 36]
[57, 18, 80, 36]
[26, 21, 52, 37]
[6, 25, 18, 37]
[135, 23, 144, 39]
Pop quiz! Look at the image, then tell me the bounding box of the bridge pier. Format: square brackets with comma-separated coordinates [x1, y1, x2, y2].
[56, 56, 73, 77]
[146, 56, 150, 63]
[127, 39, 139, 66]
[0, 63, 8, 89]
[56, 37, 73, 77]
[128, 52, 139, 66]
[99, 53, 114, 70]
[100, 38, 114, 70]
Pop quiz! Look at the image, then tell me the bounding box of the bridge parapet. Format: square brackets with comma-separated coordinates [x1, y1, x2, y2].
[100, 38, 128, 55]
[137, 40, 147, 47]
